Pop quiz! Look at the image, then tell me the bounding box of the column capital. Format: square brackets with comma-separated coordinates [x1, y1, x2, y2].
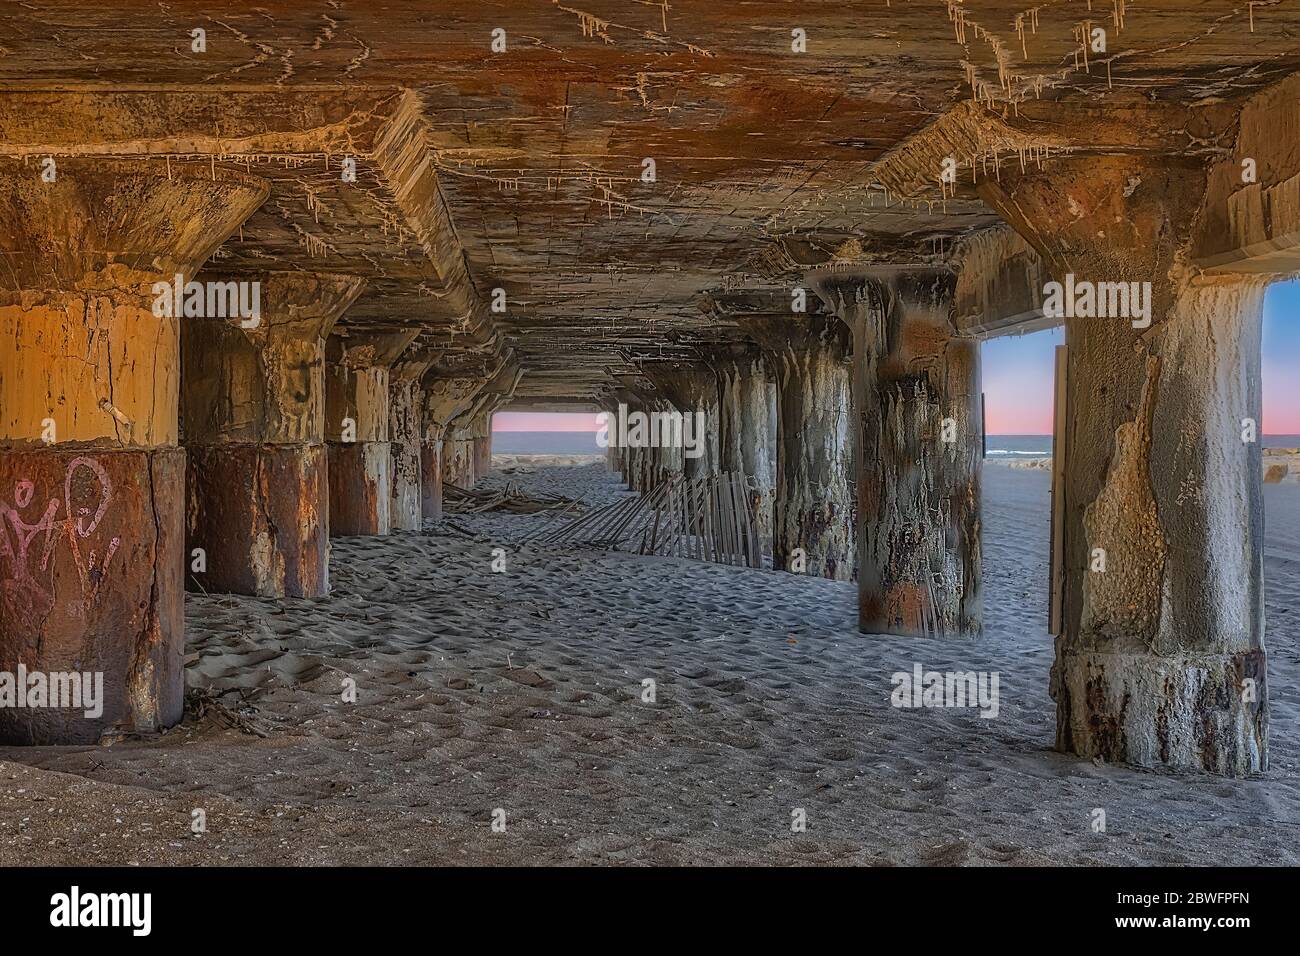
[976, 154, 1207, 289]
[220, 272, 366, 341]
[183, 272, 366, 446]
[0, 166, 268, 449]
[0, 161, 267, 299]
[698, 339, 768, 368]
[640, 358, 718, 408]
[809, 266, 957, 332]
[327, 327, 419, 370]
[391, 349, 436, 384]
[735, 313, 851, 356]
[421, 373, 487, 440]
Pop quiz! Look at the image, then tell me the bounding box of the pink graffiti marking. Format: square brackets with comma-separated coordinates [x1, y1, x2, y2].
[0, 456, 121, 620]
[64, 456, 121, 599]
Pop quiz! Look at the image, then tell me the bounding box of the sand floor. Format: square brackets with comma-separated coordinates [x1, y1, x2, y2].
[2, 464, 1298, 866]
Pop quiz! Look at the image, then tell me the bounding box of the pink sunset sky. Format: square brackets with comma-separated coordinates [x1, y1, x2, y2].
[496, 281, 1300, 436]
[495, 411, 605, 431]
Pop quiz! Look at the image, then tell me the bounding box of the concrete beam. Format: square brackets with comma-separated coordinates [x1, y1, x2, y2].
[1196, 74, 1300, 276]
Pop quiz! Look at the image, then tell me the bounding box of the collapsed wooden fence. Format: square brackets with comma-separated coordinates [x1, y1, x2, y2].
[524, 472, 762, 568]
[444, 481, 583, 515]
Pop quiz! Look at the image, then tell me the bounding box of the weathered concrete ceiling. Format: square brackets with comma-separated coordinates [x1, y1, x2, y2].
[3, 1, 1297, 399]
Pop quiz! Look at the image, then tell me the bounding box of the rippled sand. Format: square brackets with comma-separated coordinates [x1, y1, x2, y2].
[2, 463, 1297, 866]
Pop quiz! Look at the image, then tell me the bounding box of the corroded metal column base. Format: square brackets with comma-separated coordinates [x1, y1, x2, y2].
[328, 441, 391, 536]
[1056, 649, 1267, 774]
[0, 448, 184, 744]
[186, 444, 328, 598]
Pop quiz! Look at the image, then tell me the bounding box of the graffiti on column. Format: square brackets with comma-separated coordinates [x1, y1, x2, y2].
[0, 456, 121, 622]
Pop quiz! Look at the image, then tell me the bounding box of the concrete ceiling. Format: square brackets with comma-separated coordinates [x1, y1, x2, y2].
[1, 1, 1296, 401]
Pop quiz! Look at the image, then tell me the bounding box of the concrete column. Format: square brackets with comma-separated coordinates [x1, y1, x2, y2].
[646, 393, 680, 491]
[420, 438, 444, 522]
[442, 414, 477, 489]
[324, 330, 417, 536]
[653, 400, 684, 488]
[606, 387, 641, 487]
[642, 360, 721, 479]
[612, 388, 644, 492]
[0, 165, 266, 743]
[814, 267, 982, 638]
[611, 385, 680, 492]
[389, 354, 433, 532]
[605, 435, 622, 475]
[708, 343, 777, 552]
[478, 360, 521, 484]
[629, 438, 649, 493]
[183, 272, 364, 597]
[979, 155, 1267, 774]
[621, 435, 638, 491]
[766, 378, 779, 493]
[441, 354, 519, 490]
[421, 369, 488, 513]
[473, 431, 493, 480]
[466, 405, 502, 484]
[743, 316, 854, 581]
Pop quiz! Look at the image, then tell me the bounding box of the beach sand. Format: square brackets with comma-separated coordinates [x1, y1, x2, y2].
[492, 453, 606, 470]
[2, 463, 1297, 866]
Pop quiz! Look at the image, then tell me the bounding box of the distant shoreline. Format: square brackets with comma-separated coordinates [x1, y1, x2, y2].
[991, 448, 1300, 484]
[493, 438, 1300, 485]
[495, 430, 1300, 461]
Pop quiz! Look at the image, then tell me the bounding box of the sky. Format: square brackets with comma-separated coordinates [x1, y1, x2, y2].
[1262, 278, 1300, 434]
[495, 278, 1300, 436]
[494, 411, 603, 431]
[980, 277, 1300, 434]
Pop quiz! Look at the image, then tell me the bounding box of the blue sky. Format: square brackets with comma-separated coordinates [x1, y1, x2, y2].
[983, 277, 1300, 434]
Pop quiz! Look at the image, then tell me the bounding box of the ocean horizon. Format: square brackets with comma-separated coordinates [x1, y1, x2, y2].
[493, 430, 1300, 457]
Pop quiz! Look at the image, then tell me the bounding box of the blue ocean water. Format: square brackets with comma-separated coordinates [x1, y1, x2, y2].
[985, 434, 1053, 458]
[492, 431, 603, 455]
[984, 435, 1300, 457]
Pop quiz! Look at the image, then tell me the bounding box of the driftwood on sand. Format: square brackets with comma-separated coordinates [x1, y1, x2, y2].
[443, 482, 586, 515]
